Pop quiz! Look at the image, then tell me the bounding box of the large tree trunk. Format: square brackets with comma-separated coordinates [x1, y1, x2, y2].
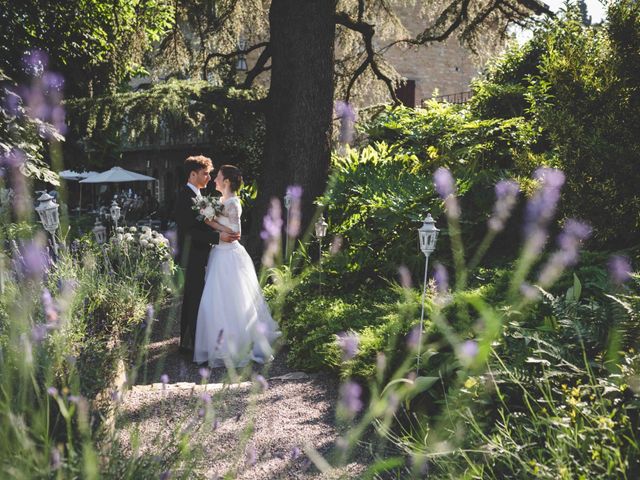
[248, 0, 336, 260]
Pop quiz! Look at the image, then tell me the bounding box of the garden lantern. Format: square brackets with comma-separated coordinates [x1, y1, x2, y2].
[110, 200, 121, 229]
[315, 214, 328, 294]
[92, 218, 107, 245]
[416, 213, 439, 373]
[35, 191, 60, 255]
[236, 38, 248, 72]
[315, 214, 328, 239]
[418, 213, 439, 256]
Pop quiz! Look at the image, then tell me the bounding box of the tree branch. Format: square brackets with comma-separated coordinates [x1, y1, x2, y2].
[379, 0, 552, 53]
[335, 12, 400, 104]
[345, 56, 371, 103]
[242, 44, 272, 88]
[202, 41, 269, 81]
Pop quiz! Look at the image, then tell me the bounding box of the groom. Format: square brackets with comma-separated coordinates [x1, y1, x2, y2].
[174, 155, 240, 353]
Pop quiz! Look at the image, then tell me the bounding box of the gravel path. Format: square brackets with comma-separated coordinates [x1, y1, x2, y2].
[116, 307, 370, 479]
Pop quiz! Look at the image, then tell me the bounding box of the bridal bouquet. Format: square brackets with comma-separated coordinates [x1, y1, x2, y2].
[192, 195, 224, 221]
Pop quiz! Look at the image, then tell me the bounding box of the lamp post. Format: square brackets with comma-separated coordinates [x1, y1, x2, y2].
[110, 200, 121, 230]
[416, 213, 439, 372]
[236, 38, 248, 72]
[92, 218, 107, 245]
[35, 191, 60, 256]
[284, 191, 292, 256]
[314, 214, 328, 294]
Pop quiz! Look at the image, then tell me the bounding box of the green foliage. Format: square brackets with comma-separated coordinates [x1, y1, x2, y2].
[428, 276, 640, 479]
[320, 105, 535, 288]
[0, 0, 175, 97]
[1, 69, 60, 186]
[64, 80, 266, 177]
[470, 1, 640, 247]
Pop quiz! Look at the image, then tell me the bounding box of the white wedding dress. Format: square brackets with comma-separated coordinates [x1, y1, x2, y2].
[193, 196, 281, 367]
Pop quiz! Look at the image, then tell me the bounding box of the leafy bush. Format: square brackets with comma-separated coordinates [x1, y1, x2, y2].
[470, 1, 640, 247]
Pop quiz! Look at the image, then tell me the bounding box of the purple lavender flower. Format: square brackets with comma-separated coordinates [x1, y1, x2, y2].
[31, 324, 48, 343]
[42, 288, 58, 326]
[520, 282, 540, 301]
[68, 395, 81, 404]
[398, 265, 412, 288]
[254, 374, 269, 391]
[50, 448, 61, 471]
[286, 185, 303, 201]
[212, 418, 220, 430]
[47, 387, 58, 397]
[335, 100, 357, 145]
[433, 263, 448, 294]
[339, 381, 363, 417]
[19, 239, 51, 278]
[199, 367, 210, 381]
[406, 325, 422, 350]
[261, 198, 283, 241]
[261, 198, 283, 267]
[488, 180, 520, 232]
[285, 185, 303, 238]
[433, 167, 455, 199]
[43, 72, 64, 95]
[523, 168, 565, 252]
[537, 219, 591, 287]
[459, 340, 479, 363]
[160, 374, 169, 385]
[163, 229, 178, 258]
[336, 332, 359, 360]
[608, 255, 633, 285]
[246, 446, 257, 466]
[290, 446, 302, 460]
[433, 167, 460, 217]
[200, 392, 212, 405]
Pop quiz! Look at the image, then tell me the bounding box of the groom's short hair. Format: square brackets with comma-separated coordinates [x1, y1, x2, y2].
[184, 155, 213, 179]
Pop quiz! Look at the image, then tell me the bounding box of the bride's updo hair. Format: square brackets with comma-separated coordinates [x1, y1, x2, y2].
[220, 164, 243, 192]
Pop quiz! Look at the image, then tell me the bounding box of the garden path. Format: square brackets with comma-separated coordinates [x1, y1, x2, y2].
[116, 307, 370, 479]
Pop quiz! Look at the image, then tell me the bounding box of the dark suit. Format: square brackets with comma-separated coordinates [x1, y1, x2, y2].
[174, 185, 219, 351]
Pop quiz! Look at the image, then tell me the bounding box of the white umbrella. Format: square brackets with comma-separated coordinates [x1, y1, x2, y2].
[59, 170, 100, 181]
[59, 170, 100, 212]
[79, 166, 155, 183]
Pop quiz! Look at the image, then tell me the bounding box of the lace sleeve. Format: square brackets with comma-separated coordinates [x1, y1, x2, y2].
[224, 198, 242, 234]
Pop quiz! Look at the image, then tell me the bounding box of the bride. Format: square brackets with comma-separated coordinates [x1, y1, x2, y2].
[193, 165, 280, 368]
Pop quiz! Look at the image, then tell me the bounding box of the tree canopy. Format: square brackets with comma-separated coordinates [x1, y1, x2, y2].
[0, 0, 175, 98]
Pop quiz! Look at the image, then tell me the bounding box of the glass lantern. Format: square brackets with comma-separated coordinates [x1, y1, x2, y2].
[110, 200, 121, 229]
[418, 213, 439, 256]
[92, 218, 107, 245]
[315, 214, 328, 238]
[35, 191, 60, 255]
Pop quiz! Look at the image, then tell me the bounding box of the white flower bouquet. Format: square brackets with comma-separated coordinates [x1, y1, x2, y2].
[192, 195, 224, 221]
